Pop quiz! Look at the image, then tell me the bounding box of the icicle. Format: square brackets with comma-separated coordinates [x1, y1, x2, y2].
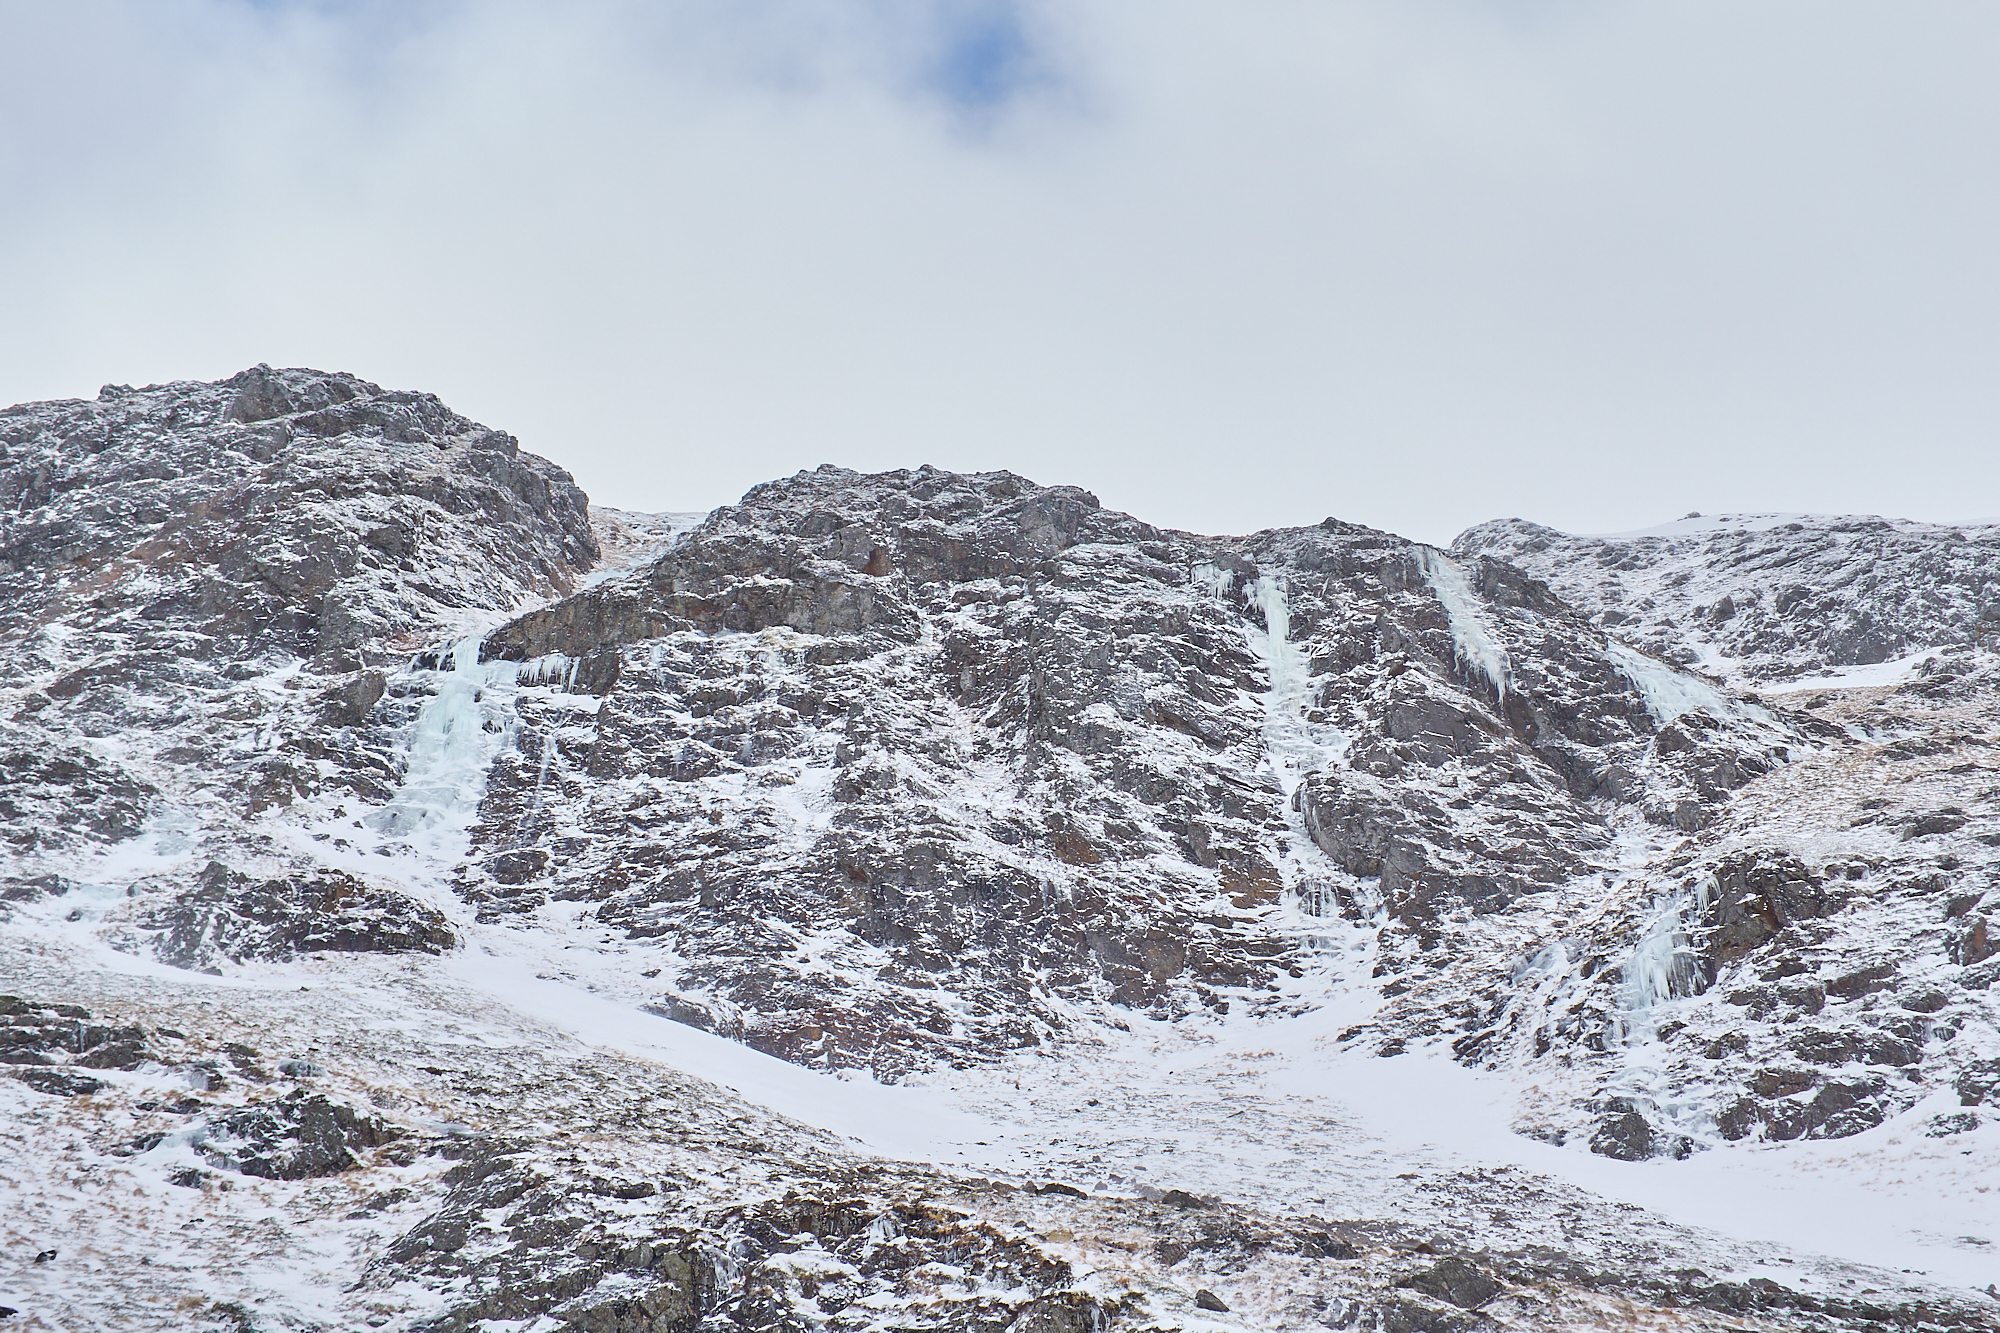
[1190, 562, 1235, 600]
[1611, 891, 1703, 1045]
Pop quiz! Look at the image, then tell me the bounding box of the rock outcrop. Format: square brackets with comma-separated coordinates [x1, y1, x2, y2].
[0, 365, 595, 954]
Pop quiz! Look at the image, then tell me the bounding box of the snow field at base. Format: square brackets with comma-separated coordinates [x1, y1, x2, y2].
[5, 913, 1994, 1328]
[926, 1003, 2000, 1292]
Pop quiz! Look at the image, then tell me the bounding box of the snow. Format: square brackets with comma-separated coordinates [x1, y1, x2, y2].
[1757, 647, 1949, 694]
[1578, 511, 2000, 542]
[264, 540, 1985, 1301]
[257, 560, 1980, 1300]
[51, 881, 1984, 1299]
[581, 507, 706, 588]
[438, 942, 999, 1162]
[1580, 512, 1814, 539]
[1605, 639, 1778, 730]
[914, 999, 2000, 1293]
[1460, 510, 2000, 688]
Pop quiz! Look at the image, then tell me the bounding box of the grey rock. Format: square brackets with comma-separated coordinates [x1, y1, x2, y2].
[1702, 852, 1831, 969]
[462, 467, 1798, 1076]
[320, 669, 387, 727]
[0, 996, 153, 1078]
[18, 1067, 105, 1096]
[1403, 1255, 1502, 1309]
[1455, 513, 2000, 682]
[146, 861, 454, 971]
[202, 1093, 391, 1179]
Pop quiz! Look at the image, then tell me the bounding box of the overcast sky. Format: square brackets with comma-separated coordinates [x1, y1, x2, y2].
[2, 2, 1996, 544]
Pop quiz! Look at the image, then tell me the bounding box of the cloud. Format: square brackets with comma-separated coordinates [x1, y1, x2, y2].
[1, 1, 1996, 543]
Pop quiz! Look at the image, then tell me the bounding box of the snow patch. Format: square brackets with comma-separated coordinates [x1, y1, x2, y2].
[1579, 512, 1813, 539]
[1756, 647, 1951, 694]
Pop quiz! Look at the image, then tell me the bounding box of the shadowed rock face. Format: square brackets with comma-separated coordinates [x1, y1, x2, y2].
[143, 861, 457, 973]
[0, 994, 151, 1085]
[202, 1093, 393, 1180]
[458, 465, 1799, 1076]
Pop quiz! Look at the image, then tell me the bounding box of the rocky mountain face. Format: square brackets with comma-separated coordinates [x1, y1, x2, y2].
[2, 371, 1996, 1332]
[1, 364, 594, 957]
[1437, 514, 2000, 1158]
[1456, 512, 2000, 683]
[461, 465, 1810, 1083]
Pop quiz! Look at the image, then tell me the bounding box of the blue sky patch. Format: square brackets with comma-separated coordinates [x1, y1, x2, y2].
[925, 0, 1038, 110]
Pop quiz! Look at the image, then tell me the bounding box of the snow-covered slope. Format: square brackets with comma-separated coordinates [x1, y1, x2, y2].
[1455, 512, 2000, 685]
[1436, 512, 2000, 1158]
[2, 374, 1995, 1331]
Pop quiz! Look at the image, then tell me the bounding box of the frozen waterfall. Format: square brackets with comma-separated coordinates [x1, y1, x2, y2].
[369, 637, 519, 848]
[1417, 547, 1511, 700]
